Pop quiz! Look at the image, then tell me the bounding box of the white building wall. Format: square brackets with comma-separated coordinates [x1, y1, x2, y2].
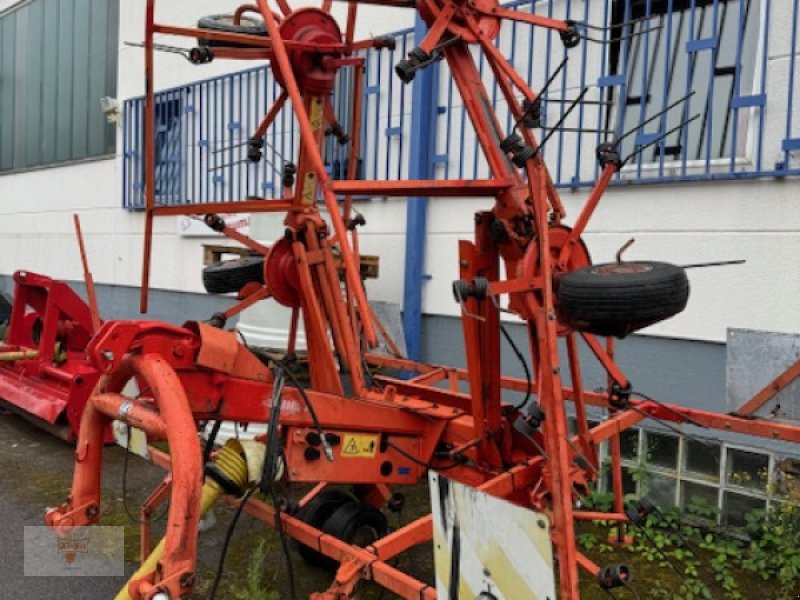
[0, 0, 797, 344]
[0, 0, 413, 301]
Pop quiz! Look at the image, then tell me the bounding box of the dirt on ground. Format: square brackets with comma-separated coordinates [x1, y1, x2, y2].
[0, 408, 433, 600]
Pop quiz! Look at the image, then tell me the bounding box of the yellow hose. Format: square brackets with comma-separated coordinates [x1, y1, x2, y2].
[114, 441, 250, 600]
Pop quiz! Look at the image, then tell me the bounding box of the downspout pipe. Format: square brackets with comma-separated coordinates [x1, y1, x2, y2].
[402, 16, 438, 361]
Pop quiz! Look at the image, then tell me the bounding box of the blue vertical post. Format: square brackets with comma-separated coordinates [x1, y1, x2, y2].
[402, 16, 437, 361]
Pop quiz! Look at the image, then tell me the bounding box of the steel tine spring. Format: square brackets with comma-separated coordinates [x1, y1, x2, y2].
[621, 580, 642, 600]
[682, 259, 746, 269]
[540, 127, 615, 135]
[615, 91, 696, 147]
[535, 86, 590, 155]
[575, 14, 657, 32]
[581, 23, 664, 45]
[622, 113, 700, 165]
[512, 57, 569, 133]
[452, 285, 486, 322]
[212, 140, 249, 154]
[210, 153, 279, 173]
[125, 41, 192, 61]
[542, 97, 614, 107]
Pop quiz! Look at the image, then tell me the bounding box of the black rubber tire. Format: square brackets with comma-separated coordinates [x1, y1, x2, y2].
[317, 500, 389, 568]
[197, 14, 267, 47]
[202, 255, 264, 294]
[557, 261, 689, 338]
[294, 489, 354, 566]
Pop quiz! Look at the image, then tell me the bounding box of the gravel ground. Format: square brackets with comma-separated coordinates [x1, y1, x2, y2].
[0, 408, 430, 599]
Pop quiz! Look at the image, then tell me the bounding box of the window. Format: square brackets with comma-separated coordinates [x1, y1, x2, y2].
[0, 0, 119, 173]
[726, 447, 769, 491]
[620, 428, 640, 460]
[684, 438, 721, 482]
[610, 0, 762, 163]
[645, 431, 679, 470]
[722, 491, 766, 527]
[153, 96, 183, 203]
[603, 423, 781, 528]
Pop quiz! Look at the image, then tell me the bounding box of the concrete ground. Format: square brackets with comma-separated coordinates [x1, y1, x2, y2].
[0, 408, 430, 599]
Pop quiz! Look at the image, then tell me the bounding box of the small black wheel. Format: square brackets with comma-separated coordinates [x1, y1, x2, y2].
[319, 500, 389, 567]
[294, 489, 353, 566]
[557, 261, 689, 338]
[202, 255, 264, 294]
[197, 14, 267, 48]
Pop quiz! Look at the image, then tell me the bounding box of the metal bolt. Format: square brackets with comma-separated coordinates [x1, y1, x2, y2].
[101, 350, 114, 361]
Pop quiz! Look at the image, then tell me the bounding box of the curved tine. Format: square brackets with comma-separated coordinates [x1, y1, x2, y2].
[575, 14, 657, 32]
[615, 91, 695, 146]
[582, 23, 664, 45]
[622, 113, 700, 166]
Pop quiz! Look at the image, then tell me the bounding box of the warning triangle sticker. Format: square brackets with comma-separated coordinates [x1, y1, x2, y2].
[343, 438, 360, 455]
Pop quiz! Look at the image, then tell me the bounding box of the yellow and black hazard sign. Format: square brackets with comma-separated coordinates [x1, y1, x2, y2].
[340, 434, 378, 458]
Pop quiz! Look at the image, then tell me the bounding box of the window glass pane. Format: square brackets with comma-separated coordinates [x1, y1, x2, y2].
[645, 431, 679, 470]
[0, 0, 118, 171]
[105, 0, 120, 154]
[12, 4, 28, 169]
[681, 481, 719, 521]
[25, 0, 44, 168]
[722, 492, 766, 528]
[0, 15, 16, 170]
[773, 459, 800, 501]
[41, 2, 59, 165]
[71, 0, 91, 159]
[603, 466, 638, 496]
[622, 466, 637, 496]
[87, 0, 109, 156]
[727, 448, 769, 491]
[685, 439, 721, 482]
[56, 0, 75, 162]
[644, 473, 677, 508]
[620, 428, 639, 460]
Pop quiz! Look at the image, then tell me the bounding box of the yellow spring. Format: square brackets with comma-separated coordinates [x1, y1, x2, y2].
[212, 442, 249, 489]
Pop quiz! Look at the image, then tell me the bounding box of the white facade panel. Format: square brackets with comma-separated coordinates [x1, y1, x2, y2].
[0, 0, 797, 345]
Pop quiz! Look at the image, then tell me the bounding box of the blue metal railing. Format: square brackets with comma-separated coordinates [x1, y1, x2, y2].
[122, 0, 800, 209]
[123, 30, 414, 210]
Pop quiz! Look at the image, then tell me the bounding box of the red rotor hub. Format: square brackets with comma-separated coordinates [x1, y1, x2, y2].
[264, 238, 301, 308]
[274, 8, 342, 95]
[517, 225, 591, 335]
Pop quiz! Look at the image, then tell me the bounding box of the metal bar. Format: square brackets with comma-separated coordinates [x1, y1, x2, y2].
[73, 214, 101, 331]
[733, 358, 800, 416]
[139, 0, 156, 313]
[255, 0, 377, 347]
[331, 178, 511, 196]
[151, 200, 293, 215]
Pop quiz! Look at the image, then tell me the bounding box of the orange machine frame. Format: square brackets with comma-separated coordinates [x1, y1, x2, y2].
[44, 1, 800, 599]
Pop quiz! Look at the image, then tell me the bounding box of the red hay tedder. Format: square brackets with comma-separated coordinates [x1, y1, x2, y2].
[0, 0, 793, 598]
